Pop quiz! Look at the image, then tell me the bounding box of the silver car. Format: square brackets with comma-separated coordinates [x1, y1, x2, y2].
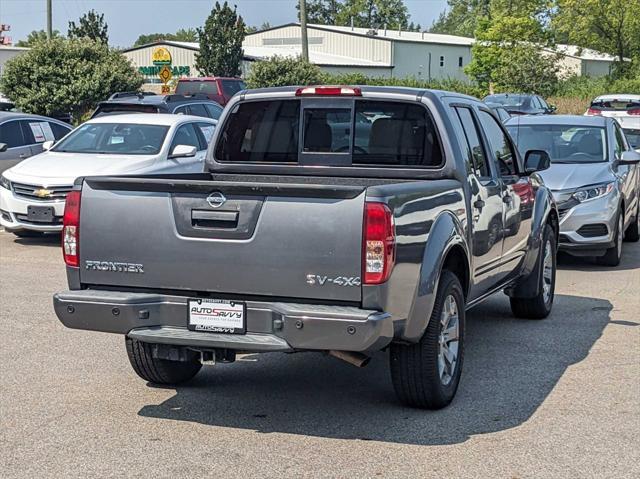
[507, 115, 640, 266]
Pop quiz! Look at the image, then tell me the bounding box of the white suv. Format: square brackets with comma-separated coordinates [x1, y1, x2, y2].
[0, 113, 216, 236]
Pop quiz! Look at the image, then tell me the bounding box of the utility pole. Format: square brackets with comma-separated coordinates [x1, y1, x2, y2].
[46, 0, 52, 39]
[299, 0, 309, 62]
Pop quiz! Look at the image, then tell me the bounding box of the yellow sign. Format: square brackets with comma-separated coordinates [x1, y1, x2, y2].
[158, 65, 173, 84]
[152, 47, 172, 66]
[161, 85, 171, 94]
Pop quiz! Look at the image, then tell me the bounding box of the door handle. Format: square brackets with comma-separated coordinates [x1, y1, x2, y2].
[19, 153, 27, 158]
[473, 198, 485, 209]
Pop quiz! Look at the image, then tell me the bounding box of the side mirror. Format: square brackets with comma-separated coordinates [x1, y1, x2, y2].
[0, 142, 7, 152]
[616, 150, 640, 165]
[42, 140, 54, 151]
[524, 149, 551, 173]
[548, 105, 557, 113]
[169, 144, 197, 159]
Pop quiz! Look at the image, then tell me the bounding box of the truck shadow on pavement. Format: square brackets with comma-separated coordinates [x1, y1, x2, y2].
[138, 293, 611, 446]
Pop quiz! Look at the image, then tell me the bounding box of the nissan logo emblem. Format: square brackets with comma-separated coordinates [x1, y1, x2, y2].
[206, 192, 226, 208]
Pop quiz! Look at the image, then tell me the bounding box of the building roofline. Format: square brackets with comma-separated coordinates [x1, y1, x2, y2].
[122, 40, 200, 53]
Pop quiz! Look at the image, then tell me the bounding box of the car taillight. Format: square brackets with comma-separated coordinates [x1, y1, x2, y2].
[586, 108, 602, 116]
[295, 86, 362, 96]
[363, 202, 395, 285]
[62, 190, 81, 267]
[629, 108, 640, 116]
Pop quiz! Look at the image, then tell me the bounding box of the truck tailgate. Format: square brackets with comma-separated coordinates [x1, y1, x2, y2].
[77, 178, 365, 302]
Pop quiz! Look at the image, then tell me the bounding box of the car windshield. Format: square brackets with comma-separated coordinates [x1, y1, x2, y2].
[624, 128, 640, 149]
[52, 123, 169, 155]
[484, 94, 530, 109]
[591, 98, 640, 112]
[507, 124, 607, 163]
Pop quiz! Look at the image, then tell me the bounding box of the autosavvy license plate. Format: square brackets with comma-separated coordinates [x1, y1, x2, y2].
[188, 298, 246, 334]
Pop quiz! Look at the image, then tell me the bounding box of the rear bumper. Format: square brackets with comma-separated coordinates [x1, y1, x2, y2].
[53, 290, 394, 353]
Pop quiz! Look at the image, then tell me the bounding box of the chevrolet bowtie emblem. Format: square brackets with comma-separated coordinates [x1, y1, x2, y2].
[34, 188, 53, 198]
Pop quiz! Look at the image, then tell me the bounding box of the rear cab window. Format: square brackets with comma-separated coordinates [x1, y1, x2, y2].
[176, 81, 219, 96]
[214, 99, 443, 168]
[221, 79, 246, 97]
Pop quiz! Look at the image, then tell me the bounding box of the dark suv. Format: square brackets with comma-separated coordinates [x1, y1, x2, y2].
[91, 92, 224, 120]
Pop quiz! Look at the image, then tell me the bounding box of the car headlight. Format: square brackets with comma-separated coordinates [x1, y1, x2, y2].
[571, 182, 614, 203]
[0, 174, 11, 191]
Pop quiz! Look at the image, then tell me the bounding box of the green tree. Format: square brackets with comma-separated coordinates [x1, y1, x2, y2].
[245, 56, 325, 88]
[133, 28, 198, 47]
[297, 0, 343, 24]
[429, 0, 490, 37]
[67, 9, 109, 44]
[15, 29, 63, 47]
[337, 0, 411, 29]
[246, 22, 272, 34]
[553, 0, 640, 67]
[0, 38, 142, 121]
[465, 2, 559, 95]
[195, 1, 245, 77]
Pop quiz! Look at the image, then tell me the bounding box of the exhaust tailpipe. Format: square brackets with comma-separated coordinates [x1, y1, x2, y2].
[328, 350, 371, 368]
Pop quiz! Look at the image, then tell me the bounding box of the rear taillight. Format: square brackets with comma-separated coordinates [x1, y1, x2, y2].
[62, 190, 81, 267]
[295, 86, 362, 96]
[629, 108, 640, 116]
[363, 202, 395, 285]
[586, 107, 602, 116]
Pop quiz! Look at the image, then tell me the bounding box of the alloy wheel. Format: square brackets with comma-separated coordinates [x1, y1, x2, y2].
[438, 295, 460, 386]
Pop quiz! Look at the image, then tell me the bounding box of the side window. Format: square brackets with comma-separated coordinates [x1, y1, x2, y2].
[20, 121, 38, 144]
[170, 123, 201, 151]
[187, 103, 209, 118]
[538, 96, 549, 110]
[439, 56, 445, 67]
[174, 105, 187, 115]
[614, 124, 627, 155]
[0, 121, 25, 148]
[478, 110, 517, 176]
[454, 107, 490, 178]
[458, 56, 463, 67]
[49, 122, 71, 140]
[204, 103, 223, 120]
[196, 122, 216, 145]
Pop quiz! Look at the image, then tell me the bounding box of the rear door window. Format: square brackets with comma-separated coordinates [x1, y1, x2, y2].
[0, 120, 25, 148]
[454, 107, 490, 178]
[197, 122, 216, 144]
[187, 103, 209, 118]
[478, 110, 518, 176]
[204, 103, 223, 119]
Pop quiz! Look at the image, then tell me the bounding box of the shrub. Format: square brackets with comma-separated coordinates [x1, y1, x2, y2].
[0, 38, 142, 122]
[245, 56, 325, 88]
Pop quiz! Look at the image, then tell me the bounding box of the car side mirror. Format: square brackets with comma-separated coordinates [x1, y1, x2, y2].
[548, 105, 557, 113]
[42, 140, 54, 151]
[524, 149, 551, 173]
[0, 142, 7, 152]
[169, 144, 197, 159]
[617, 150, 640, 165]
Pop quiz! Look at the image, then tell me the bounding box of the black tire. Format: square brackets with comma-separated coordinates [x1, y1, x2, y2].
[510, 224, 556, 319]
[12, 230, 44, 238]
[597, 211, 623, 266]
[389, 270, 465, 410]
[624, 205, 639, 242]
[125, 337, 201, 385]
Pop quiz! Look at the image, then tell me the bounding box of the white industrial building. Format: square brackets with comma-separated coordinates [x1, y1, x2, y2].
[121, 22, 622, 87]
[0, 45, 29, 76]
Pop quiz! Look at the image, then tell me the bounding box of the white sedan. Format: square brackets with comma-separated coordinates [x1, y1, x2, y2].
[0, 113, 217, 236]
[585, 94, 640, 151]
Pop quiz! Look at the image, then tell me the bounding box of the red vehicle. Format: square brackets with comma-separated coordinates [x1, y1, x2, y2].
[175, 77, 246, 106]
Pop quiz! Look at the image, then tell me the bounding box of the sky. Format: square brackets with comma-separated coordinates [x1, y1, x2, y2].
[0, 0, 449, 48]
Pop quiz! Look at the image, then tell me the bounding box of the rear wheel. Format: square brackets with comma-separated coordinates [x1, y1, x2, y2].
[510, 224, 556, 319]
[389, 270, 465, 409]
[125, 337, 201, 385]
[624, 205, 639, 242]
[597, 212, 623, 266]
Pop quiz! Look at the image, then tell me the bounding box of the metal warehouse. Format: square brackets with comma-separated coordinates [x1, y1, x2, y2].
[121, 22, 622, 88]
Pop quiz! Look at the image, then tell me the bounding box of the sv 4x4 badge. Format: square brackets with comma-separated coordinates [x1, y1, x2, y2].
[306, 274, 361, 287]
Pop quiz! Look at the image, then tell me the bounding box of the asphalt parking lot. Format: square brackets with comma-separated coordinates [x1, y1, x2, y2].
[1, 230, 638, 478]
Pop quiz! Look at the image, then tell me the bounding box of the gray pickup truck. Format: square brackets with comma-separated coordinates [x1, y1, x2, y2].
[54, 86, 558, 409]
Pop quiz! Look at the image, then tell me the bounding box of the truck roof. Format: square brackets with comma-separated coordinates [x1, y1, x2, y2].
[238, 85, 478, 102]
